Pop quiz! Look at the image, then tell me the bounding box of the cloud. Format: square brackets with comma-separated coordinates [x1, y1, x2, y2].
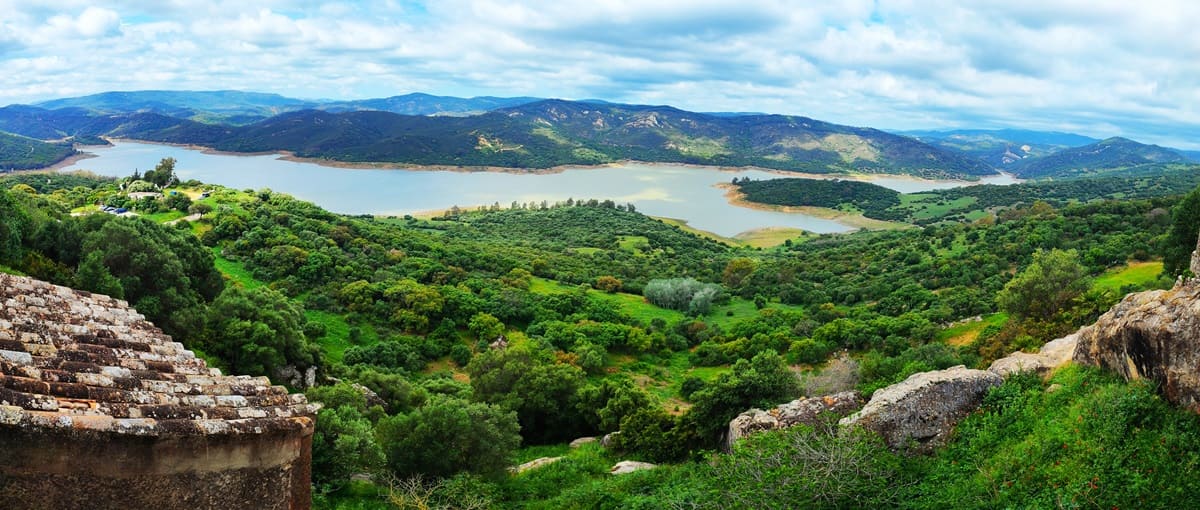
[0, 1, 1195, 148]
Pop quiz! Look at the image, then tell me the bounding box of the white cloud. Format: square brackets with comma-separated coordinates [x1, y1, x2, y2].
[0, 1, 1195, 147]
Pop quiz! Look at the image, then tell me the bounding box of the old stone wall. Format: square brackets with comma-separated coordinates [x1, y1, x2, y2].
[0, 273, 317, 509]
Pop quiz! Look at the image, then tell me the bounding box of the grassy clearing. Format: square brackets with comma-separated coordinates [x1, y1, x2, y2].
[617, 235, 650, 251]
[305, 310, 381, 363]
[938, 312, 1009, 346]
[733, 227, 811, 248]
[1092, 261, 1167, 294]
[529, 277, 684, 325]
[705, 297, 803, 328]
[899, 194, 979, 221]
[210, 247, 263, 289]
[652, 216, 742, 246]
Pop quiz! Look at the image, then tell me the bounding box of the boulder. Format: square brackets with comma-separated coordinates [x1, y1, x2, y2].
[1073, 280, 1200, 411]
[569, 436, 598, 448]
[600, 431, 620, 448]
[726, 391, 863, 450]
[510, 456, 562, 474]
[988, 333, 1078, 378]
[840, 366, 1001, 451]
[609, 460, 656, 475]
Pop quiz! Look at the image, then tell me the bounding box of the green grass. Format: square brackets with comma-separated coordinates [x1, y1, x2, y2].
[305, 310, 380, 363]
[1092, 261, 1167, 294]
[704, 297, 804, 328]
[899, 194, 979, 221]
[141, 210, 186, 223]
[514, 443, 573, 464]
[937, 312, 1009, 346]
[210, 246, 264, 289]
[529, 277, 684, 325]
[616, 235, 650, 251]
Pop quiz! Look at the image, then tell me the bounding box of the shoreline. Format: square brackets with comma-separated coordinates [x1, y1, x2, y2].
[6, 152, 99, 174]
[715, 183, 911, 231]
[65, 138, 1009, 185]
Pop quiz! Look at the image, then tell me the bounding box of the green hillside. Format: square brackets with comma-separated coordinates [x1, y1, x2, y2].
[0, 131, 76, 170]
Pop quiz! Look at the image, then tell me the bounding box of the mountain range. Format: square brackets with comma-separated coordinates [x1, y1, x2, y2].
[3, 90, 1196, 179]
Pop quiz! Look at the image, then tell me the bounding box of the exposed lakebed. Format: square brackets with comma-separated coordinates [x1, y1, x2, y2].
[58, 141, 1018, 238]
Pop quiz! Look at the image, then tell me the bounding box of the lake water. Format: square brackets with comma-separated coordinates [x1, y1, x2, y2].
[58, 142, 1018, 238]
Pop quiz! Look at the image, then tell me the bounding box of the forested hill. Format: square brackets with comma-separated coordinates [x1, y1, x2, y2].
[0, 99, 995, 178]
[0, 131, 76, 170]
[1009, 137, 1189, 179]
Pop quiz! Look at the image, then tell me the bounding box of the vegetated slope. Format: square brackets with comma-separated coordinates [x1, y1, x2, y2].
[0, 99, 997, 178]
[0, 131, 76, 170]
[1009, 137, 1188, 179]
[733, 177, 901, 217]
[906, 129, 1098, 167]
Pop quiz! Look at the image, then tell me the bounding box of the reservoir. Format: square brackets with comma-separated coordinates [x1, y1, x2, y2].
[58, 141, 1018, 238]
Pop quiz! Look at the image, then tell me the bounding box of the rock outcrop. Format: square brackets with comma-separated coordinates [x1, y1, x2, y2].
[1073, 278, 1200, 411]
[610, 460, 656, 475]
[511, 456, 562, 474]
[989, 333, 1078, 378]
[726, 391, 862, 450]
[569, 436, 597, 448]
[839, 366, 1001, 451]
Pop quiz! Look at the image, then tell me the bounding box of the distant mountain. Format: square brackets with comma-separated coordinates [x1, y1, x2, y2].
[905, 129, 1099, 167]
[319, 93, 542, 116]
[0, 97, 997, 178]
[35, 90, 317, 124]
[26, 90, 544, 123]
[0, 131, 76, 170]
[1180, 149, 1200, 163]
[1008, 137, 1189, 179]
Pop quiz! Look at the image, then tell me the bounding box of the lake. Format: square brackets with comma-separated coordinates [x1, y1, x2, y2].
[58, 142, 1018, 238]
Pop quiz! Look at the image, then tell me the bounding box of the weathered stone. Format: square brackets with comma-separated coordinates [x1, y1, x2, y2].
[569, 436, 598, 448]
[726, 391, 863, 450]
[0, 273, 317, 510]
[510, 456, 563, 474]
[610, 460, 656, 475]
[840, 366, 1001, 451]
[600, 431, 620, 448]
[988, 333, 1078, 378]
[1073, 278, 1200, 411]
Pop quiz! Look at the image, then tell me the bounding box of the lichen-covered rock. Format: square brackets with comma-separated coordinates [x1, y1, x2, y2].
[989, 333, 1078, 378]
[610, 460, 656, 475]
[840, 366, 1001, 451]
[726, 391, 862, 450]
[1073, 280, 1200, 411]
[569, 436, 597, 448]
[510, 456, 562, 474]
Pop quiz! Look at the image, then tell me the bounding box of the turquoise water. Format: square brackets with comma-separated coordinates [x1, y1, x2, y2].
[59, 141, 1016, 238]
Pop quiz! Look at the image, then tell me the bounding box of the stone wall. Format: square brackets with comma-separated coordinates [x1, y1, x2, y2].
[0, 273, 317, 509]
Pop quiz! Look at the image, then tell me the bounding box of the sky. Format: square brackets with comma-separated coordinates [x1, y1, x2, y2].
[0, 1, 1198, 148]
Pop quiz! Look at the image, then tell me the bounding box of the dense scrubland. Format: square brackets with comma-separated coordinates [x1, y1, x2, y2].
[2, 162, 1199, 509]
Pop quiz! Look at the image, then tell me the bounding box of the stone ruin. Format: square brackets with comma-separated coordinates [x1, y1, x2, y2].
[0, 274, 319, 510]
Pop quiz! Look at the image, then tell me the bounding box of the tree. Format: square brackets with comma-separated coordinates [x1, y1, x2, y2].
[1163, 185, 1200, 277]
[311, 405, 385, 490]
[377, 396, 520, 478]
[203, 285, 322, 380]
[996, 249, 1089, 322]
[0, 187, 31, 265]
[722, 257, 756, 288]
[594, 275, 623, 293]
[467, 312, 505, 342]
[687, 351, 799, 443]
[467, 345, 587, 443]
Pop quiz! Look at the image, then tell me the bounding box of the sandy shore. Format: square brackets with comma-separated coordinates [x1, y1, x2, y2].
[7, 152, 99, 174]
